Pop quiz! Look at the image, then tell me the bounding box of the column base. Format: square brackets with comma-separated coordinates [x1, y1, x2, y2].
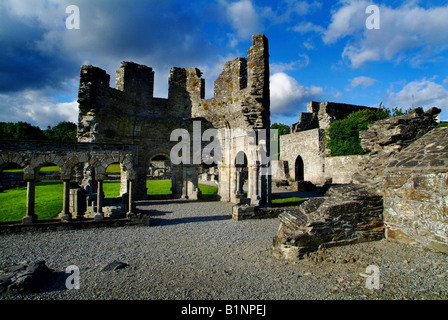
[126, 212, 135, 219]
[94, 213, 104, 221]
[22, 214, 37, 225]
[59, 212, 72, 221]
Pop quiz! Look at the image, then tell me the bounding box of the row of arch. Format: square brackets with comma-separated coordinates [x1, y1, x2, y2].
[0, 148, 137, 224]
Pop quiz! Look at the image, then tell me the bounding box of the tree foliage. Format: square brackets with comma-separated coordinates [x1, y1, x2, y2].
[0, 122, 46, 141]
[326, 106, 404, 156]
[43, 121, 78, 143]
[270, 122, 291, 136]
[270, 122, 290, 160]
[0, 121, 77, 143]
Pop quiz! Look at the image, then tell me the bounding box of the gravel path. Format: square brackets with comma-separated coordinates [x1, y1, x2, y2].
[1, 199, 447, 300]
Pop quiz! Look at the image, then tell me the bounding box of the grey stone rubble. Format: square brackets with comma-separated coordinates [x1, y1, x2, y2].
[0, 201, 447, 300]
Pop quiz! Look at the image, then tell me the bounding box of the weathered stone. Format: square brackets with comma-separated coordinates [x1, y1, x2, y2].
[382, 127, 448, 253]
[2, 260, 54, 294]
[102, 261, 129, 272]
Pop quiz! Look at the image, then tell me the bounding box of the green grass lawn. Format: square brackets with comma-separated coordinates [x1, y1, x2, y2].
[271, 194, 307, 207]
[0, 181, 63, 222]
[2, 165, 60, 173]
[104, 180, 218, 197]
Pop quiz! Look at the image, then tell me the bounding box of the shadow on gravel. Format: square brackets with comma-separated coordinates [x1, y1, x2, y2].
[150, 215, 231, 226]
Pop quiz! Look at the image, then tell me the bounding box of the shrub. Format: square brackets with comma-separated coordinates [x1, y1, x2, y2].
[326, 108, 391, 156]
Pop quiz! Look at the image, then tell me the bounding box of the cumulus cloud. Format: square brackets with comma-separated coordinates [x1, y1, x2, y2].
[270, 72, 324, 115]
[0, 0, 222, 127]
[226, 0, 262, 40]
[349, 76, 377, 89]
[323, 1, 448, 68]
[386, 79, 448, 113]
[0, 89, 78, 128]
[270, 54, 310, 74]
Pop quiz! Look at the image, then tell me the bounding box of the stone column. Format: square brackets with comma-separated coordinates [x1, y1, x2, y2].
[217, 164, 231, 202]
[248, 162, 261, 206]
[95, 179, 104, 221]
[60, 179, 71, 221]
[22, 180, 37, 224]
[126, 180, 135, 218]
[235, 166, 245, 199]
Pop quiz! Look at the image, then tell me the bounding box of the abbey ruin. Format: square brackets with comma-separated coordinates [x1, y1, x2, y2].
[0, 34, 447, 256]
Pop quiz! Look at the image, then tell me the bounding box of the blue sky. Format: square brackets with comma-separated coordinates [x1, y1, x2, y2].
[1, 0, 448, 128]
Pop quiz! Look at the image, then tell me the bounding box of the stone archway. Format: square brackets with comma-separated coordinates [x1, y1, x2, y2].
[295, 155, 304, 181]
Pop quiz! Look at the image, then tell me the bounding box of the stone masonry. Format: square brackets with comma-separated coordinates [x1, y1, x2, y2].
[271, 107, 446, 258]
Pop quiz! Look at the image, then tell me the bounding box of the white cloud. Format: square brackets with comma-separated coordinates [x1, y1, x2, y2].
[226, 0, 262, 39]
[270, 54, 310, 73]
[349, 76, 377, 89]
[323, 0, 368, 44]
[386, 79, 448, 113]
[292, 21, 324, 34]
[0, 89, 78, 128]
[323, 1, 448, 68]
[270, 72, 324, 115]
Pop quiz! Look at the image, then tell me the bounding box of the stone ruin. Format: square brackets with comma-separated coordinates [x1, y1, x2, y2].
[271, 107, 448, 257]
[0, 34, 271, 224]
[0, 33, 447, 257]
[273, 101, 375, 187]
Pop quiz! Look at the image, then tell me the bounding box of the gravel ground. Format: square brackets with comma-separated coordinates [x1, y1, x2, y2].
[1, 199, 447, 301]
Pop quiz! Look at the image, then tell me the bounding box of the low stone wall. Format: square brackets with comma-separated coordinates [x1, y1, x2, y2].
[324, 155, 367, 184]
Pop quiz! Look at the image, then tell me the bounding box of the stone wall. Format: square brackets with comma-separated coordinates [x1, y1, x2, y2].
[279, 128, 325, 184]
[383, 127, 448, 253]
[324, 155, 368, 184]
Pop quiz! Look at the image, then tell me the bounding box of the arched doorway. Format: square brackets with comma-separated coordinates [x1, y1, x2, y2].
[294, 155, 304, 181]
[147, 153, 172, 196]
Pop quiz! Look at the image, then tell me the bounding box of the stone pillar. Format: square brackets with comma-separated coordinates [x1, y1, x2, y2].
[218, 164, 231, 202]
[126, 180, 135, 218]
[248, 162, 261, 206]
[95, 180, 104, 221]
[60, 179, 72, 221]
[180, 165, 201, 200]
[22, 180, 37, 224]
[235, 166, 244, 197]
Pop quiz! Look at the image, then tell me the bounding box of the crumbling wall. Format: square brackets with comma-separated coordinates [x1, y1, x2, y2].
[291, 101, 375, 133]
[271, 107, 443, 259]
[382, 127, 448, 253]
[76, 34, 271, 206]
[279, 101, 374, 186]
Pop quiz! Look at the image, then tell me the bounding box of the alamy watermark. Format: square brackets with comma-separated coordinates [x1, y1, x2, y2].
[365, 5, 380, 30]
[170, 122, 279, 175]
[360, 265, 381, 290]
[65, 5, 80, 29]
[65, 265, 80, 290]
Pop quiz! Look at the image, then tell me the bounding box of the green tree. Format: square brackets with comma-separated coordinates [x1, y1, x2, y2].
[270, 122, 291, 160]
[270, 122, 290, 136]
[326, 108, 390, 156]
[0, 121, 46, 140]
[43, 121, 77, 143]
